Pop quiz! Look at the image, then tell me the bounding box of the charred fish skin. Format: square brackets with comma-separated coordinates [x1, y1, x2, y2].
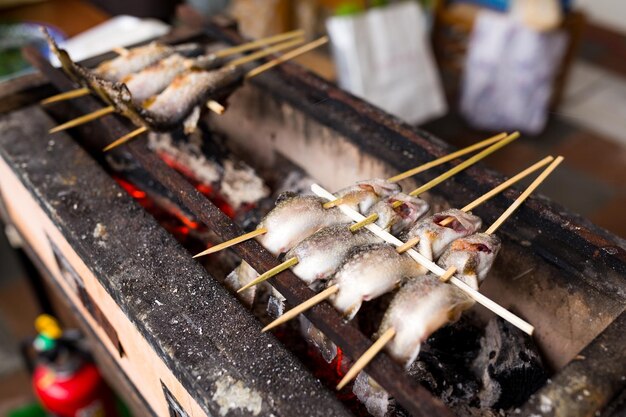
[122, 54, 192, 104]
[437, 233, 501, 290]
[330, 244, 427, 320]
[141, 66, 244, 131]
[94, 42, 203, 82]
[256, 193, 346, 256]
[405, 209, 483, 261]
[369, 193, 430, 235]
[286, 223, 381, 285]
[334, 179, 401, 213]
[378, 274, 474, 368]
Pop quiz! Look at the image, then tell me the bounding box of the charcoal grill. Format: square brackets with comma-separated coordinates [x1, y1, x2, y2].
[0, 20, 624, 417]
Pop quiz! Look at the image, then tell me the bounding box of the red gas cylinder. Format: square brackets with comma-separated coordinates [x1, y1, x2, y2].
[33, 360, 118, 417]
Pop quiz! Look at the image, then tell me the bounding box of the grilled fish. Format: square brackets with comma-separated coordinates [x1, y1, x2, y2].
[369, 193, 429, 235]
[334, 179, 401, 213]
[286, 224, 381, 286]
[256, 193, 346, 256]
[330, 244, 427, 320]
[141, 67, 243, 131]
[405, 209, 482, 261]
[378, 233, 501, 368]
[437, 233, 501, 290]
[121, 53, 227, 104]
[378, 274, 474, 368]
[94, 42, 201, 82]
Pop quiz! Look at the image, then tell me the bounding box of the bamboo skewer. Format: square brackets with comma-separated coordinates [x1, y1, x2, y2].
[228, 37, 305, 68]
[245, 36, 329, 79]
[485, 156, 564, 235]
[349, 132, 520, 231]
[334, 160, 563, 389]
[49, 105, 116, 133]
[214, 29, 305, 58]
[439, 155, 554, 226]
[41, 87, 91, 105]
[193, 228, 268, 258]
[206, 100, 225, 115]
[387, 133, 508, 183]
[237, 256, 299, 293]
[102, 126, 149, 152]
[323, 132, 506, 209]
[336, 327, 397, 390]
[262, 285, 339, 332]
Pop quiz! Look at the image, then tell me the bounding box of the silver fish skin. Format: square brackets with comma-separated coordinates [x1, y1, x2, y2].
[256, 194, 346, 256]
[405, 209, 482, 261]
[369, 193, 430, 235]
[437, 233, 501, 290]
[378, 274, 474, 368]
[330, 244, 427, 320]
[94, 42, 200, 81]
[334, 179, 401, 213]
[122, 54, 191, 103]
[95, 42, 172, 81]
[286, 223, 381, 286]
[143, 66, 242, 130]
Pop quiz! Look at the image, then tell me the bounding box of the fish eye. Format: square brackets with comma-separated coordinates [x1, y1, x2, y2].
[475, 244, 491, 253]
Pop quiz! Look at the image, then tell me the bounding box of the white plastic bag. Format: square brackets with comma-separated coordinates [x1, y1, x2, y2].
[327, 2, 447, 124]
[460, 11, 567, 134]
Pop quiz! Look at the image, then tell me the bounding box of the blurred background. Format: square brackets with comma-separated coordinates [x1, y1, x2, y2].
[0, 0, 624, 415]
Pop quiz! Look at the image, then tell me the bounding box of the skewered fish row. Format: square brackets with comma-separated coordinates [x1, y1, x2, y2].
[328, 209, 482, 320]
[229, 189, 430, 310]
[254, 179, 400, 256]
[379, 233, 502, 368]
[94, 42, 204, 82]
[260, 156, 556, 343]
[200, 132, 522, 263]
[333, 157, 563, 395]
[42, 29, 321, 140]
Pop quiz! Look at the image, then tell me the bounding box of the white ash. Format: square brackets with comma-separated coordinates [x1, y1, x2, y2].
[220, 159, 270, 210]
[212, 375, 263, 416]
[93, 223, 108, 241]
[353, 372, 390, 417]
[148, 131, 222, 185]
[182, 105, 201, 135]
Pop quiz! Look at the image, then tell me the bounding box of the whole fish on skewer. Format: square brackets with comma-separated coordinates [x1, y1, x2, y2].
[287, 193, 429, 286]
[404, 208, 482, 261]
[254, 179, 399, 256]
[94, 42, 203, 82]
[121, 53, 227, 104]
[329, 243, 425, 320]
[377, 233, 501, 368]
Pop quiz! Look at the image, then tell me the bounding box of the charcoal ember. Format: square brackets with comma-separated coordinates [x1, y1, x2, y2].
[472, 317, 547, 409]
[417, 314, 483, 406]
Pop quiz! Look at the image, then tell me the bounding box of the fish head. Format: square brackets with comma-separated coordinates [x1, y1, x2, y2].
[439, 233, 501, 287]
[335, 179, 401, 212]
[433, 209, 483, 234]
